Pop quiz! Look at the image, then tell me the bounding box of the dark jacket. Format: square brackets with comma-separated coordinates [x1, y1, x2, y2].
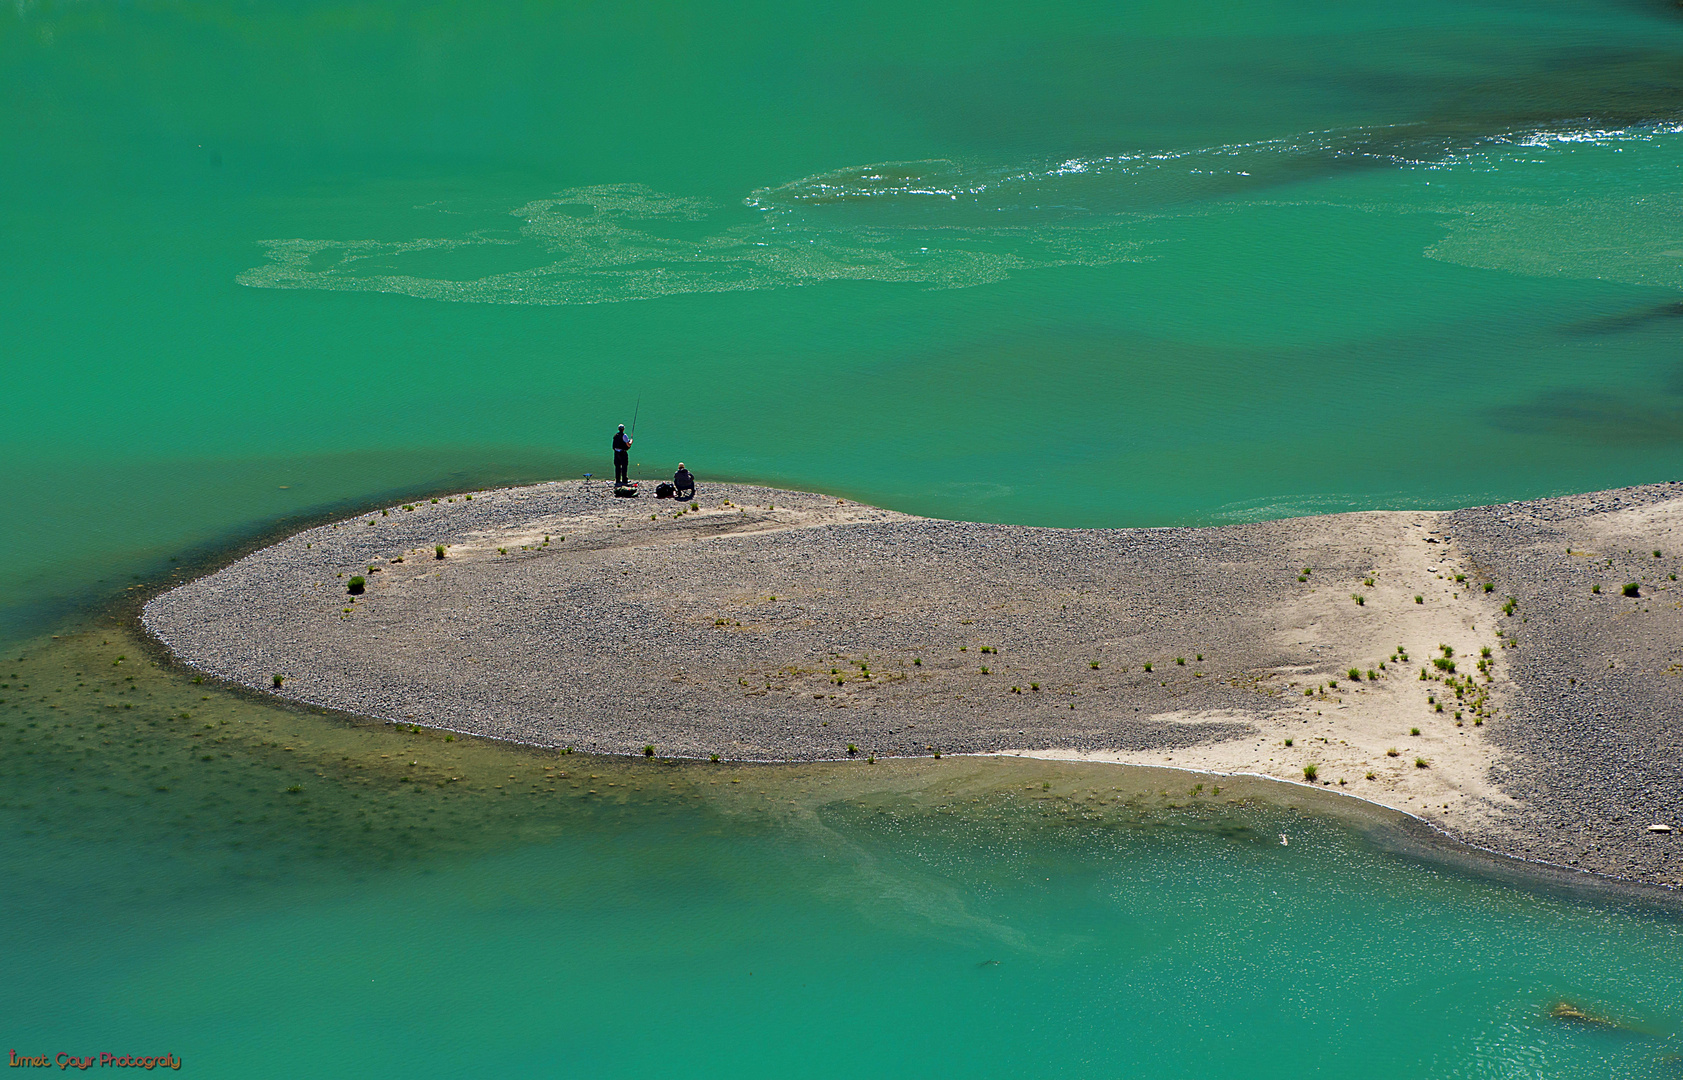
[613, 431, 631, 453]
[673, 468, 694, 491]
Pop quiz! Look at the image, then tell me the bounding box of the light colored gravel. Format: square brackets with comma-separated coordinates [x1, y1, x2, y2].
[142, 478, 1683, 887]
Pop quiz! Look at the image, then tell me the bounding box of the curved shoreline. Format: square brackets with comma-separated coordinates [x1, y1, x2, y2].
[143, 478, 1683, 887]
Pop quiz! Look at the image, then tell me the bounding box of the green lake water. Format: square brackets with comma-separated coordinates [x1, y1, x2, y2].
[5, 0, 1683, 1072]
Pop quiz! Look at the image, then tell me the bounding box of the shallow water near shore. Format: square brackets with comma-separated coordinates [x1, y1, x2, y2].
[10, 0, 1683, 1070]
[3, 625, 1682, 1076]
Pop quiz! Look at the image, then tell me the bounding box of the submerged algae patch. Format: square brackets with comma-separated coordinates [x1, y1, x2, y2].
[3, 624, 1363, 871]
[11, 621, 1665, 911]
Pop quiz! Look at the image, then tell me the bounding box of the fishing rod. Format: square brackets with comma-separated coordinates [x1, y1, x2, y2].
[631, 395, 641, 439]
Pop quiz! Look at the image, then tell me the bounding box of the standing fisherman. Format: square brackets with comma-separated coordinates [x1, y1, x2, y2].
[612, 424, 632, 486]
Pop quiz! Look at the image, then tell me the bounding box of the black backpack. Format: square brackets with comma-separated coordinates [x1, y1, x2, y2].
[655, 482, 675, 499]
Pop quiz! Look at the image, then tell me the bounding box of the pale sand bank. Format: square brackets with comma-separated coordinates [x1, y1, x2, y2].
[142, 479, 1683, 886]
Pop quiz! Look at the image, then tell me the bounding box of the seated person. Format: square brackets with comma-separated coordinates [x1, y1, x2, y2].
[672, 462, 695, 499]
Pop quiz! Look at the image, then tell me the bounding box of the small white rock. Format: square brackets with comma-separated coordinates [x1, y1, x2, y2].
[1649, 824, 1672, 833]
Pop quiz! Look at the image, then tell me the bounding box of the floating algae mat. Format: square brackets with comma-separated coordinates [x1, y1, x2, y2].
[3, 625, 1683, 1077]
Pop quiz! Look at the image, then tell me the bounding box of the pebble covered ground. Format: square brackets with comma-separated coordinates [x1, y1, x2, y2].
[1447, 482, 1683, 885]
[142, 478, 1682, 887]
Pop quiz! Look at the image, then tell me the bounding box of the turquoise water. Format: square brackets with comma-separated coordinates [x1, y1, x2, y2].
[7, 0, 1683, 1071]
[10, 0, 1683, 620]
[3, 652, 1680, 1077]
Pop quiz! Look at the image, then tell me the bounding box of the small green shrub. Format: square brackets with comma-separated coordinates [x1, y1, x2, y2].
[1347, 668, 1361, 681]
[847, 744, 858, 755]
[1592, 584, 1601, 594]
[980, 666, 990, 674]
[1352, 594, 1365, 606]
[1091, 661, 1101, 669]
[271, 674, 283, 688]
[1284, 738, 1294, 747]
[913, 657, 922, 666]
[1502, 596, 1517, 615]
[1482, 582, 1494, 592]
[1302, 764, 1318, 781]
[1415, 757, 1428, 769]
[643, 744, 656, 757]
[1176, 657, 1185, 666]
[1386, 747, 1399, 757]
[710, 753, 720, 762]
[1623, 582, 1640, 597]
[347, 576, 366, 595]
[1410, 727, 1420, 736]
[1415, 595, 1424, 604]
[1142, 662, 1151, 672]
[1656, 550, 1663, 558]
[435, 545, 446, 559]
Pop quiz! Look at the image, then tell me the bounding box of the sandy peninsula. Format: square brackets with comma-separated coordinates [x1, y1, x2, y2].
[142, 479, 1683, 887]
